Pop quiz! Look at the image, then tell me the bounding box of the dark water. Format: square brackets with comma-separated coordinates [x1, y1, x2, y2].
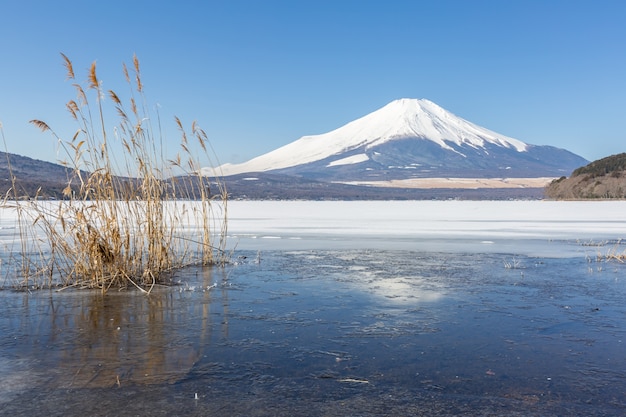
[1, 249, 625, 416]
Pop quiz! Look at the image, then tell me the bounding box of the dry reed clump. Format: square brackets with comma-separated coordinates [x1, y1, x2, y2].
[597, 240, 626, 263]
[3, 54, 227, 292]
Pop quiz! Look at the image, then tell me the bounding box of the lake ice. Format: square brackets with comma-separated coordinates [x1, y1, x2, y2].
[1, 200, 625, 416]
[226, 200, 626, 256]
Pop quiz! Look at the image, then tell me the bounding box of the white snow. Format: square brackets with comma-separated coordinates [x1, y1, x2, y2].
[224, 200, 626, 256]
[3, 200, 624, 261]
[326, 153, 369, 167]
[208, 98, 529, 176]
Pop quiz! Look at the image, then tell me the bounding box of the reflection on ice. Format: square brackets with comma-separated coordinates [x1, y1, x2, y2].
[319, 251, 447, 304]
[367, 277, 444, 303]
[0, 267, 231, 389]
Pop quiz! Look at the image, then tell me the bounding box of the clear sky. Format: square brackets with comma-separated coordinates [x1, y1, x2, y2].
[1, 0, 625, 167]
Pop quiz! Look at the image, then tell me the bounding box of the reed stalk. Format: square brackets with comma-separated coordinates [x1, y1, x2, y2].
[3, 54, 227, 291]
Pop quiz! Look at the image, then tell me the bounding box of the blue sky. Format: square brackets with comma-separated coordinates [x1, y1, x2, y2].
[1, 0, 625, 167]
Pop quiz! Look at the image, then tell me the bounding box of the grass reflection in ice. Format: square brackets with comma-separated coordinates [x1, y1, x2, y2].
[1, 266, 231, 390]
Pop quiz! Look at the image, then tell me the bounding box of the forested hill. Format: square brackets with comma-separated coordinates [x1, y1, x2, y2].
[544, 153, 626, 199]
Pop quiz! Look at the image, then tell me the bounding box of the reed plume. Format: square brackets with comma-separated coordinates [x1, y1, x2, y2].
[5, 54, 228, 292]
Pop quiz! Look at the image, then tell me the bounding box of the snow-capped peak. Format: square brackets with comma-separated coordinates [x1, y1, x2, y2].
[211, 98, 529, 176]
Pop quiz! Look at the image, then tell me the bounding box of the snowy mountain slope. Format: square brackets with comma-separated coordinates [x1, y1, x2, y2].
[206, 98, 588, 180]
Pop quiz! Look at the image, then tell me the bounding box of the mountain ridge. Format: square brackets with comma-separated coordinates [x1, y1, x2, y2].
[0, 98, 591, 200]
[208, 98, 588, 181]
[0, 151, 74, 198]
[0, 149, 547, 201]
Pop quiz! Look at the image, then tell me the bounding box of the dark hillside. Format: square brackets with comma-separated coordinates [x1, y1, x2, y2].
[545, 153, 626, 199]
[0, 152, 73, 198]
[0, 151, 546, 201]
[571, 153, 626, 178]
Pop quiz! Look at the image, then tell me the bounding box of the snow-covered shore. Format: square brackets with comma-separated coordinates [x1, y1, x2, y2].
[225, 200, 626, 256]
[1, 200, 624, 257]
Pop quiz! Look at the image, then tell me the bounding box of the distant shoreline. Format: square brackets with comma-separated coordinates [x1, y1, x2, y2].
[338, 177, 555, 189]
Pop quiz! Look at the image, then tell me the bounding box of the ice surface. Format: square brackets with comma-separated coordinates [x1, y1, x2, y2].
[2, 201, 626, 416]
[1, 200, 624, 260]
[225, 200, 626, 256]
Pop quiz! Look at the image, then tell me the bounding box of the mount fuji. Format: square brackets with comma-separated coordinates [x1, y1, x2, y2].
[207, 99, 588, 183]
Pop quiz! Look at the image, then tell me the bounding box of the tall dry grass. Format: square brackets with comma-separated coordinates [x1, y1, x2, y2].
[2, 54, 227, 292]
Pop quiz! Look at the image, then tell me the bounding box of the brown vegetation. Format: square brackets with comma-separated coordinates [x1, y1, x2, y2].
[544, 153, 626, 199]
[1, 54, 227, 291]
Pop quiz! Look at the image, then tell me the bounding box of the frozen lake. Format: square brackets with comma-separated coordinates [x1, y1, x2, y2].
[1, 200, 626, 416]
[227, 200, 626, 256]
